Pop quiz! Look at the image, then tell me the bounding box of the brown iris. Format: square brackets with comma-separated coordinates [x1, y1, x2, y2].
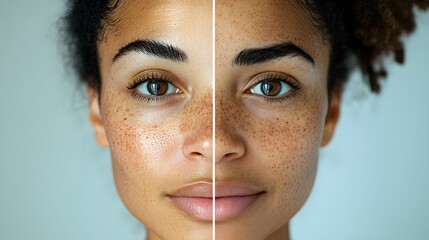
[147, 80, 168, 95]
[261, 80, 281, 96]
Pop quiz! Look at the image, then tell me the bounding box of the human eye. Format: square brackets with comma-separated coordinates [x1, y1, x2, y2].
[245, 72, 301, 102]
[127, 70, 183, 103]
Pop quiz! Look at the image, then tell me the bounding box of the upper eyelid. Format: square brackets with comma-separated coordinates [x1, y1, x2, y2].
[245, 72, 302, 91]
[127, 70, 178, 90]
[128, 77, 174, 90]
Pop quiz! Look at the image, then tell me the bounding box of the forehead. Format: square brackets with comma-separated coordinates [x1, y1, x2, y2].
[215, 0, 327, 62]
[107, 1, 210, 35]
[98, 0, 212, 65]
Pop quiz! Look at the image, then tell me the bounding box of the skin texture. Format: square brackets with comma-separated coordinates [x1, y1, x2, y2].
[88, 0, 340, 239]
[89, 1, 213, 239]
[215, 0, 339, 239]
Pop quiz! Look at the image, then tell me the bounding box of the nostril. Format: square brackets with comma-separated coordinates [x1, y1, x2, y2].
[182, 138, 212, 161]
[215, 139, 246, 163]
[190, 152, 204, 157]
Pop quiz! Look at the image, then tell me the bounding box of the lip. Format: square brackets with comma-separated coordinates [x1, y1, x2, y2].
[215, 182, 265, 221]
[167, 182, 264, 221]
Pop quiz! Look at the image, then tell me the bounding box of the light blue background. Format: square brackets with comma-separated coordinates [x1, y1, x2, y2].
[0, 1, 428, 239]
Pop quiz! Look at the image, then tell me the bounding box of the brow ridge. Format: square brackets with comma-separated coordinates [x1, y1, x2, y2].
[112, 39, 188, 63]
[233, 42, 315, 66]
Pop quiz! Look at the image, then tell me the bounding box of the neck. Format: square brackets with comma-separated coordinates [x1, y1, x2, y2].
[146, 231, 162, 240]
[265, 223, 290, 240]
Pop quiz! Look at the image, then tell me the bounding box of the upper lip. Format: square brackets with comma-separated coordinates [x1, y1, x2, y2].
[167, 181, 264, 198]
[216, 182, 264, 197]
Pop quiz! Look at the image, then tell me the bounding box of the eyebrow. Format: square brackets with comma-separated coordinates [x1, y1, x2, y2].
[233, 42, 315, 66]
[112, 39, 188, 63]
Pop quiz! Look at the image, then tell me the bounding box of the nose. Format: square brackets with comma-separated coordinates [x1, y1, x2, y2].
[181, 93, 213, 162]
[215, 98, 246, 164]
[215, 130, 245, 163]
[181, 92, 246, 163]
[182, 138, 212, 161]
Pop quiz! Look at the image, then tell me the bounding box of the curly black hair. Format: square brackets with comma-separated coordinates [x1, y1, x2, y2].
[62, 0, 429, 93]
[303, 0, 429, 93]
[62, 0, 118, 92]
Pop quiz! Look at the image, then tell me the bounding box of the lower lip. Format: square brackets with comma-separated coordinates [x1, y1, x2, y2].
[215, 194, 262, 221]
[169, 197, 213, 221]
[169, 193, 262, 221]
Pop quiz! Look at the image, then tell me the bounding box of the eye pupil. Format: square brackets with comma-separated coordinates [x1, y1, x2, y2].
[261, 80, 281, 96]
[148, 80, 168, 95]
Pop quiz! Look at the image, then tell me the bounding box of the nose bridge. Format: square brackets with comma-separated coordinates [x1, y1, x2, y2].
[215, 92, 246, 163]
[215, 94, 235, 141]
[180, 91, 213, 161]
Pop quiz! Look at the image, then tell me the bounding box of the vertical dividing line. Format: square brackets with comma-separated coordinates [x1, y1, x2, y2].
[212, 0, 216, 239]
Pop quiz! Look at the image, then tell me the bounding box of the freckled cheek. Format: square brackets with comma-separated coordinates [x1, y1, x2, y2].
[102, 107, 183, 192]
[249, 108, 324, 211]
[273, 121, 320, 209]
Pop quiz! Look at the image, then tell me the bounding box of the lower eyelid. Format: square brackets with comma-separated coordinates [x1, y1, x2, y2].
[257, 89, 299, 103]
[130, 90, 176, 103]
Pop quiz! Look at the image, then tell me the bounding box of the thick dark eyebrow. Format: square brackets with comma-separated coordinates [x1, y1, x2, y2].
[233, 42, 315, 66]
[112, 39, 188, 63]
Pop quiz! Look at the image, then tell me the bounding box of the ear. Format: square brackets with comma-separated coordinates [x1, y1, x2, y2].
[320, 85, 341, 147]
[87, 86, 109, 147]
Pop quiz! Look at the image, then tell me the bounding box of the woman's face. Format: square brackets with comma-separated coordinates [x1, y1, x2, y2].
[89, 0, 339, 239]
[91, 0, 213, 239]
[215, 0, 338, 239]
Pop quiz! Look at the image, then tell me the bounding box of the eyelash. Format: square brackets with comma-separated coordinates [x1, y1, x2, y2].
[126, 72, 178, 103]
[126, 72, 300, 104]
[247, 73, 302, 103]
